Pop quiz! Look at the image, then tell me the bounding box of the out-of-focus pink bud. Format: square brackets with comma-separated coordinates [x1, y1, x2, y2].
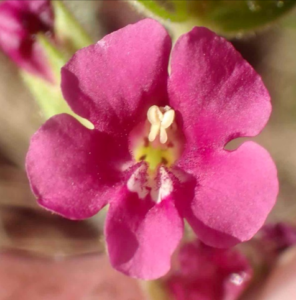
[164, 241, 253, 300]
[261, 223, 296, 253]
[0, 0, 54, 81]
[253, 222, 296, 268]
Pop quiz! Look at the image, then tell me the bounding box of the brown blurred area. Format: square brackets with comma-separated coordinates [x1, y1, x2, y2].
[0, 0, 105, 258]
[233, 23, 296, 223]
[0, 0, 296, 299]
[0, 0, 147, 257]
[0, 0, 145, 258]
[0, 2, 147, 299]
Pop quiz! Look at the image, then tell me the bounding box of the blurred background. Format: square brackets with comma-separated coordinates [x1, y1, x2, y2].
[0, 1, 296, 299]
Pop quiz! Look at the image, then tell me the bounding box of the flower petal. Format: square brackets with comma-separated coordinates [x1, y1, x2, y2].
[169, 27, 271, 153]
[26, 114, 128, 220]
[177, 142, 278, 248]
[105, 187, 183, 279]
[61, 18, 171, 135]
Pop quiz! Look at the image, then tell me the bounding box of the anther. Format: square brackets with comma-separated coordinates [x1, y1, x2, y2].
[161, 157, 168, 165]
[147, 105, 175, 144]
[139, 155, 147, 161]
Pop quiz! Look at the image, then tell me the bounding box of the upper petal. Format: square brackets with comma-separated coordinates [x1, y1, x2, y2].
[26, 114, 129, 220]
[177, 142, 278, 248]
[61, 18, 171, 135]
[105, 171, 183, 279]
[168, 27, 271, 153]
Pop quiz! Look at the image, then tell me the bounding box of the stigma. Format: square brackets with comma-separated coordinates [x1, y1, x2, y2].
[147, 105, 175, 144]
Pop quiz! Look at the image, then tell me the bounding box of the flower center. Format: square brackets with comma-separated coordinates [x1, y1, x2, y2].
[130, 105, 183, 172]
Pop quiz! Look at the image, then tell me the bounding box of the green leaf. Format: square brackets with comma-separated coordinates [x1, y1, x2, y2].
[21, 71, 93, 129]
[189, 0, 296, 34]
[136, 0, 189, 22]
[23, 33, 92, 128]
[280, 9, 296, 27]
[36, 34, 66, 80]
[134, 0, 296, 35]
[18, 1, 94, 128]
[52, 0, 93, 52]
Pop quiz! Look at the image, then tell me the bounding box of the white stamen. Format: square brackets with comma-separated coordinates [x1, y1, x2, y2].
[148, 124, 161, 142]
[147, 105, 175, 144]
[161, 109, 175, 129]
[147, 105, 161, 124]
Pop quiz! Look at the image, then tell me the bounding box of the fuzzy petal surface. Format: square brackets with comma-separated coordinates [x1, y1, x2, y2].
[61, 18, 171, 135]
[169, 26, 271, 156]
[105, 182, 183, 279]
[26, 114, 129, 220]
[177, 142, 278, 248]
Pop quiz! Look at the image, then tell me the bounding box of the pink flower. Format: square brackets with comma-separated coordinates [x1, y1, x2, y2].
[0, 0, 54, 81]
[26, 19, 278, 279]
[164, 240, 252, 300]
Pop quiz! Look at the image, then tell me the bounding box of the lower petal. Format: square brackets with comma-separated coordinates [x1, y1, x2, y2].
[105, 187, 183, 280]
[178, 141, 278, 248]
